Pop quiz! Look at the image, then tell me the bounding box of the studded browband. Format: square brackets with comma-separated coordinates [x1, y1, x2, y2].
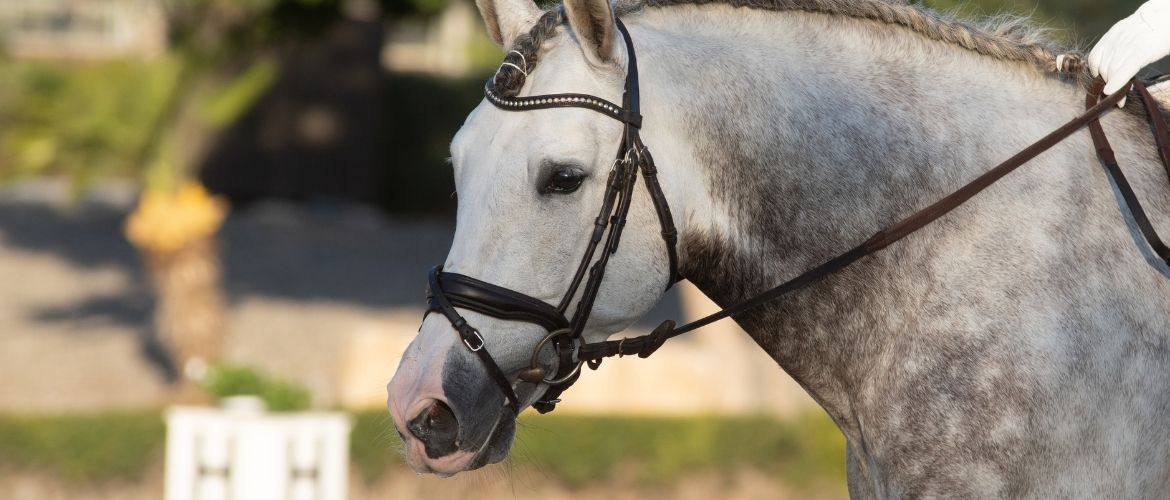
[484, 88, 642, 127]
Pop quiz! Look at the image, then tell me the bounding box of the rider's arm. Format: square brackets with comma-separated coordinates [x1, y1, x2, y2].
[1089, 0, 1170, 104]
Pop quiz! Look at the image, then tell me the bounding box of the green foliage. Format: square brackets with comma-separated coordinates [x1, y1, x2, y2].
[0, 409, 845, 490]
[201, 58, 278, 128]
[508, 413, 847, 488]
[349, 410, 846, 489]
[0, 411, 164, 482]
[0, 58, 181, 186]
[201, 363, 313, 411]
[1033, 0, 1145, 42]
[466, 32, 505, 72]
[410, 0, 450, 15]
[349, 410, 403, 483]
[921, 0, 1147, 45]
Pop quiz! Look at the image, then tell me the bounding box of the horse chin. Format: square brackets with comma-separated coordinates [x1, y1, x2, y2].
[464, 411, 517, 471]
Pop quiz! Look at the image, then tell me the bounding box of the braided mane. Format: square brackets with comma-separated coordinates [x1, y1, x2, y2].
[490, 0, 1082, 98]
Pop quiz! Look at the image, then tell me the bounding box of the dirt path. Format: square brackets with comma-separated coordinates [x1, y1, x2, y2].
[0, 180, 455, 411]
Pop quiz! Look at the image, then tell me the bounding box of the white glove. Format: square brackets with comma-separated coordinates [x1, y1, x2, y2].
[1088, 0, 1170, 105]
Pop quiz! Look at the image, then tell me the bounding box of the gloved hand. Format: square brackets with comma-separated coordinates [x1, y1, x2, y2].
[1089, 0, 1170, 106]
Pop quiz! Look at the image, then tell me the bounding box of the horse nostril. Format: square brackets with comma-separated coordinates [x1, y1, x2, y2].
[407, 400, 460, 458]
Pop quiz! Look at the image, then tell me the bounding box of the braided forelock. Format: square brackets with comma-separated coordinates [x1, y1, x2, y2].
[490, 8, 567, 97]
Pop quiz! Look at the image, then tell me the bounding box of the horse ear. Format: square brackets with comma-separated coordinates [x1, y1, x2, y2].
[564, 0, 617, 64]
[475, 0, 541, 48]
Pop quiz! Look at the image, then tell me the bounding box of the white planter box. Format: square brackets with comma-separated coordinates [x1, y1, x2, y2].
[165, 401, 352, 500]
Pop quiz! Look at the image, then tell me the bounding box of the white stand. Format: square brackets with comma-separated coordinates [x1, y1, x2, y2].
[165, 397, 352, 500]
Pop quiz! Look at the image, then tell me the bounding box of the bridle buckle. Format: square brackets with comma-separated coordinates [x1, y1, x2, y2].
[463, 329, 485, 352]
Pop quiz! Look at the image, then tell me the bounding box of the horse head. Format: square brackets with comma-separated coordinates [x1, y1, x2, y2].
[386, 0, 677, 475]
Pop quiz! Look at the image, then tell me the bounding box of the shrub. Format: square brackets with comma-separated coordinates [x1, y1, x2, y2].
[200, 363, 313, 412]
[349, 409, 404, 483]
[0, 411, 165, 482]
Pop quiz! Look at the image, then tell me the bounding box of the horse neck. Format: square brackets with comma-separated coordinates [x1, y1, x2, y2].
[628, 6, 1093, 412]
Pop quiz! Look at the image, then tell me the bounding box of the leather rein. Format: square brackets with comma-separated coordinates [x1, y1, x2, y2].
[427, 17, 1170, 415]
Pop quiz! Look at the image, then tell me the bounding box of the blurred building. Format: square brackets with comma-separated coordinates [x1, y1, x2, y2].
[200, 0, 500, 213]
[199, 16, 387, 207]
[0, 0, 166, 60]
[381, 0, 482, 77]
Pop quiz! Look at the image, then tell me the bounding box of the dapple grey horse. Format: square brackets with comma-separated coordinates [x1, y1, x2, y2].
[388, 0, 1170, 496]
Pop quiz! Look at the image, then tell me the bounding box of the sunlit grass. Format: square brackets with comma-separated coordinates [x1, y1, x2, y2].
[506, 413, 846, 488]
[350, 410, 846, 489]
[0, 409, 845, 491]
[0, 411, 165, 482]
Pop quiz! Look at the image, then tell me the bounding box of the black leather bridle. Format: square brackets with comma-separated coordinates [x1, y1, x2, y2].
[427, 19, 679, 414]
[427, 15, 1170, 416]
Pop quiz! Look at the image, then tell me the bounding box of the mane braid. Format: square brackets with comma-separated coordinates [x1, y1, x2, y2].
[489, 0, 1087, 98]
[633, 0, 1082, 74]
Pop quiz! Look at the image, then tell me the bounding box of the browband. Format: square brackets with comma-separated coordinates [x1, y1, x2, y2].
[484, 90, 642, 128]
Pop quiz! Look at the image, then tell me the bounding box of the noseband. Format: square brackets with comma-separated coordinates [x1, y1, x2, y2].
[426, 16, 1170, 416]
[426, 19, 679, 414]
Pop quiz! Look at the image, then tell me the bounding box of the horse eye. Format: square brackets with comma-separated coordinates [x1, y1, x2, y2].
[543, 168, 586, 194]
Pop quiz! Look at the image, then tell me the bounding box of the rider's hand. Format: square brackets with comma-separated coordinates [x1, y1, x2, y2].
[1089, 0, 1170, 106]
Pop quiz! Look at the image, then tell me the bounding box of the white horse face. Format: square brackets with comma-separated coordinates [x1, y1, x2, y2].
[387, 0, 672, 475]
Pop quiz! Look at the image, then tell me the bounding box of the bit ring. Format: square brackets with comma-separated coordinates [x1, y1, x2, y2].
[528, 328, 583, 385]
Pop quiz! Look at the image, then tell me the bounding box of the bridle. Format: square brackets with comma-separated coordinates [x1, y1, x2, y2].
[427, 15, 1170, 415]
[427, 19, 678, 414]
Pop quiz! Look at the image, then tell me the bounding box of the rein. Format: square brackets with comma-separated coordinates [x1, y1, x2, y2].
[579, 77, 1170, 364]
[427, 16, 1170, 415]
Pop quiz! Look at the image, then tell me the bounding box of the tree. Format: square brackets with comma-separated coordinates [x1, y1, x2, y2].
[125, 0, 450, 401]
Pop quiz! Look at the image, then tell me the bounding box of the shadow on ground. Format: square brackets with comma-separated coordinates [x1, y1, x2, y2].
[0, 191, 682, 331]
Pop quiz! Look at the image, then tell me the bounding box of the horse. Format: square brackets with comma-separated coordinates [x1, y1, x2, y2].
[387, 0, 1170, 496]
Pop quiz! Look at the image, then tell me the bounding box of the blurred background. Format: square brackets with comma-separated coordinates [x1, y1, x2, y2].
[0, 0, 1148, 499]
